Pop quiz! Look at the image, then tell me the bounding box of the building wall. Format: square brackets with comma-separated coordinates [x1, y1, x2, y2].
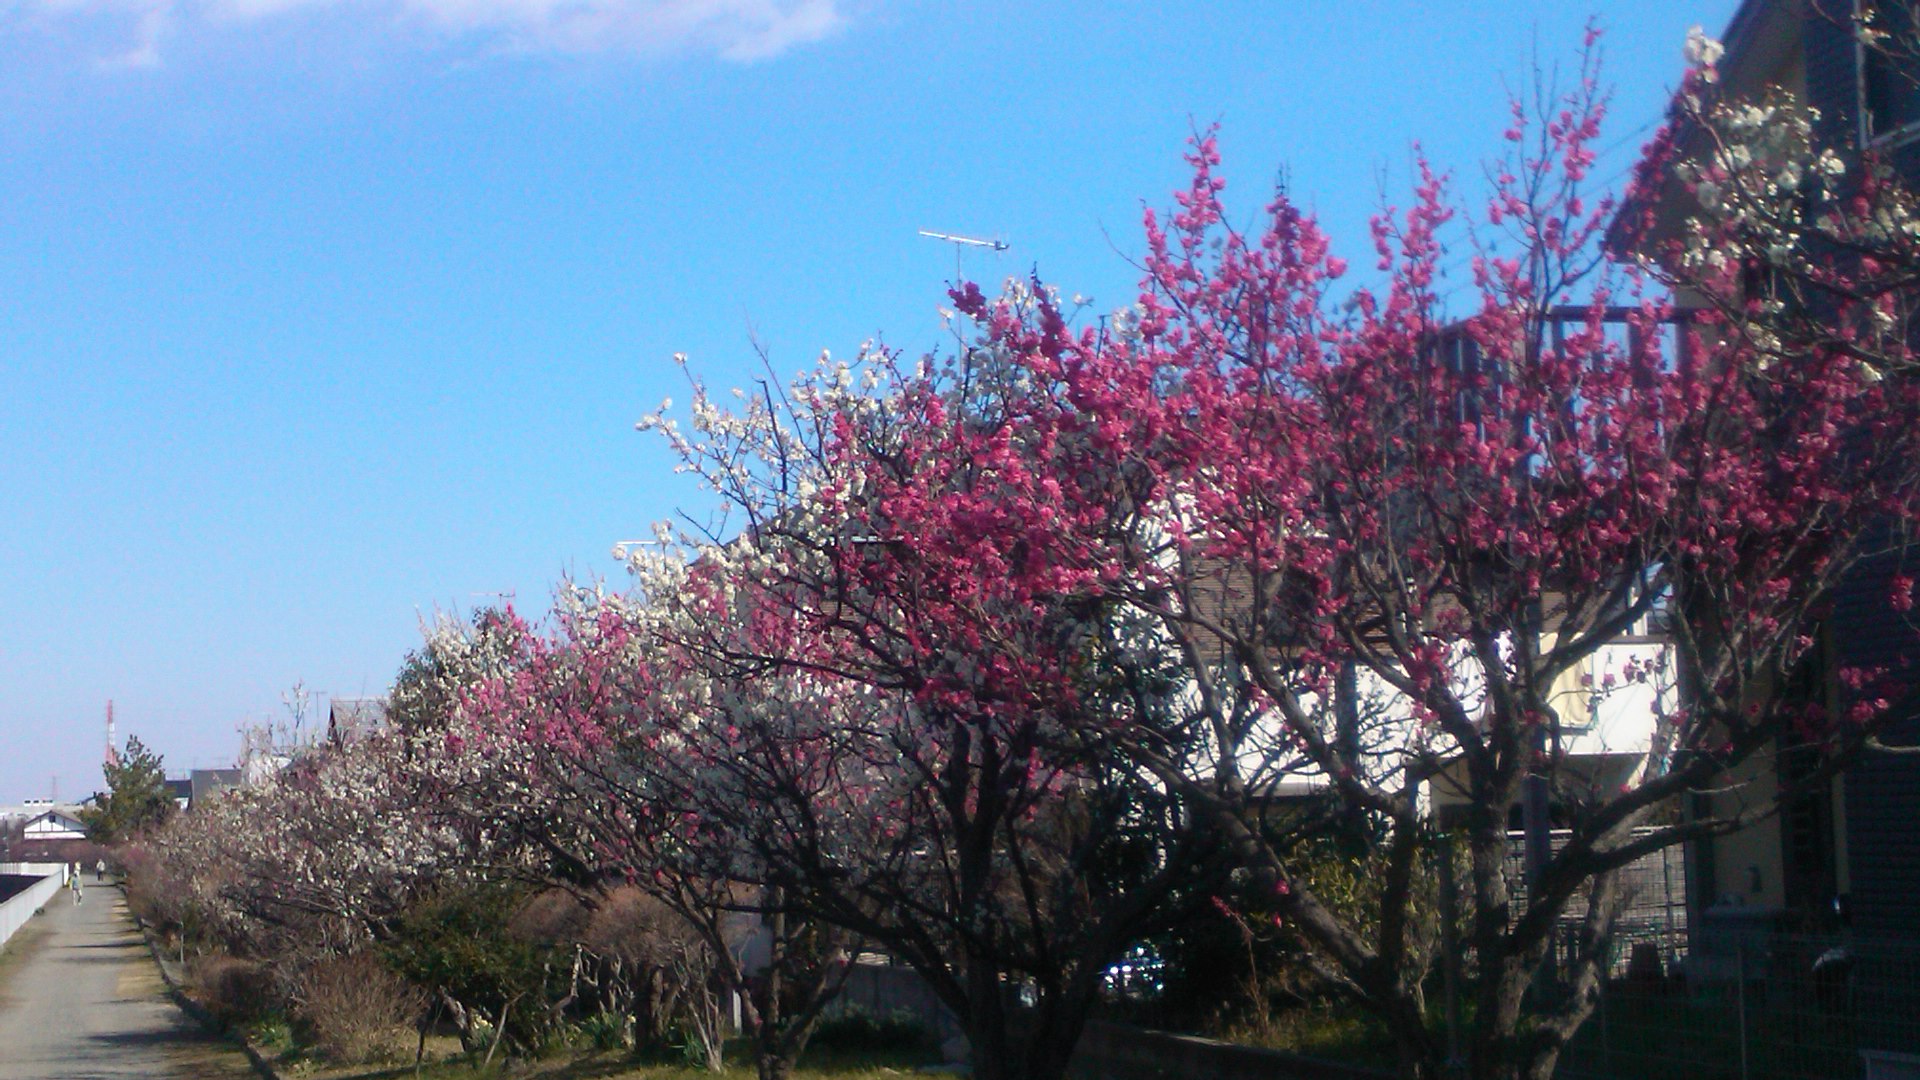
[23, 815, 86, 841]
[1672, 6, 1918, 944]
[1832, 538, 1920, 942]
[1700, 747, 1787, 910]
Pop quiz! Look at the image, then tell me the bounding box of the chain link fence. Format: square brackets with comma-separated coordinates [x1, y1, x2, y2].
[1483, 830, 1920, 1079]
[1554, 932, 1920, 1080]
[1496, 828, 1690, 981]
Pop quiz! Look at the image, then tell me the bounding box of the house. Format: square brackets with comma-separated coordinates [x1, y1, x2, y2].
[1631, 0, 1920, 940]
[327, 697, 388, 748]
[1619, 0, 1920, 1064]
[8, 805, 106, 865]
[21, 807, 86, 843]
[187, 768, 242, 810]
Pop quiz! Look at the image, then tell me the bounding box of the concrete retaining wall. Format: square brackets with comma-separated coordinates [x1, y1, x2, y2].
[0, 864, 64, 951]
[831, 961, 962, 1040]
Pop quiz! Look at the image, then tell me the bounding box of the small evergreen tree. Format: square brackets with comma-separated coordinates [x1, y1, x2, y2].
[84, 735, 176, 844]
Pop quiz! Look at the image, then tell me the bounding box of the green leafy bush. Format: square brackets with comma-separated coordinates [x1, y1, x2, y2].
[576, 1010, 632, 1051]
[808, 1006, 935, 1054]
[380, 884, 554, 1053]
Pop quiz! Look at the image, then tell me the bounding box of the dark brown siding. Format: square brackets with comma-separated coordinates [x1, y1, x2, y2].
[1805, 1, 1860, 149]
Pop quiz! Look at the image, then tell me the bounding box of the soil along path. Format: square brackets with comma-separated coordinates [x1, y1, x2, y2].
[0, 884, 255, 1079]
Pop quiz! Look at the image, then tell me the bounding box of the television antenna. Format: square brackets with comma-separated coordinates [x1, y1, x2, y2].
[918, 229, 1008, 251]
[919, 229, 1009, 279]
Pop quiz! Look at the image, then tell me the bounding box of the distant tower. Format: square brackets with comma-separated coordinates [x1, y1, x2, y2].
[105, 700, 119, 768]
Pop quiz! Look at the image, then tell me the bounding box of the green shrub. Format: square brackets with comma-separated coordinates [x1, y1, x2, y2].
[246, 1014, 294, 1052]
[380, 884, 554, 1053]
[576, 1010, 632, 1051]
[808, 1006, 935, 1054]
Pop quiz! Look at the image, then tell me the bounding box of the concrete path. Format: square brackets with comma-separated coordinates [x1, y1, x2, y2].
[0, 881, 255, 1079]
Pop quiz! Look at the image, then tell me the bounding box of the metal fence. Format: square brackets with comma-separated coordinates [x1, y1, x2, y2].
[1083, 828, 1920, 1080]
[1479, 834, 1920, 1079]
[1551, 932, 1920, 1080]
[1496, 829, 1690, 979]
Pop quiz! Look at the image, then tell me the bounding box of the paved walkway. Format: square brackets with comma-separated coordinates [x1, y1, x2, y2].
[0, 880, 254, 1079]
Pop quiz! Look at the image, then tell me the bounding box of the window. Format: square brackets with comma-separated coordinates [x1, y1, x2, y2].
[1862, 1, 1920, 141]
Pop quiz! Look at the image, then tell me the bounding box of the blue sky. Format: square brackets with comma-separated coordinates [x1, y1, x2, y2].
[0, 0, 1740, 800]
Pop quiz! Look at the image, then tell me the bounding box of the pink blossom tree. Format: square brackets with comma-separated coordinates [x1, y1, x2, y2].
[447, 596, 878, 1080]
[647, 33, 1920, 1080]
[140, 724, 491, 1003]
[633, 332, 1226, 1080]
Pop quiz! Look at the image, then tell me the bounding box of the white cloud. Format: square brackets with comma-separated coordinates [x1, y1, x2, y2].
[12, 0, 849, 66]
[97, 6, 168, 69]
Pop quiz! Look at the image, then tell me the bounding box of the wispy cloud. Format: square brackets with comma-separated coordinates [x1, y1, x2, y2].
[11, 0, 849, 67]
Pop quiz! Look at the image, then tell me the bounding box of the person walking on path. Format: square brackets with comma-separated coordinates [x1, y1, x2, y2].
[95, 858, 106, 882]
[70, 873, 83, 906]
[0, 871, 257, 1077]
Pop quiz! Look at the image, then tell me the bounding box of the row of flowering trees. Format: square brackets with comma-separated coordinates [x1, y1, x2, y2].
[613, 32, 1920, 1080]
[138, 34, 1920, 1080]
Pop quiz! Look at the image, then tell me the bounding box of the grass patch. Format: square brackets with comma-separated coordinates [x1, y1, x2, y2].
[1221, 1007, 1400, 1069]
[294, 1040, 939, 1080]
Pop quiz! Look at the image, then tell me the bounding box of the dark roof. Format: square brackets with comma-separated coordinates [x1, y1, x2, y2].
[1717, 0, 1804, 98]
[328, 698, 388, 745]
[188, 768, 242, 808]
[24, 808, 86, 830]
[1605, 0, 1807, 258]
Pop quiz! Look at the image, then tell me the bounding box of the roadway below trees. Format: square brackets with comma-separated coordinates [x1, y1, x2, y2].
[0, 881, 254, 1078]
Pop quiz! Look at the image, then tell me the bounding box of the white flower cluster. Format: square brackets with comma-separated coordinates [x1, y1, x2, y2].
[1661, 46, 1920, 369]
[1673, 94, 1827, 270]
[1684, 26, 1725, 69]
